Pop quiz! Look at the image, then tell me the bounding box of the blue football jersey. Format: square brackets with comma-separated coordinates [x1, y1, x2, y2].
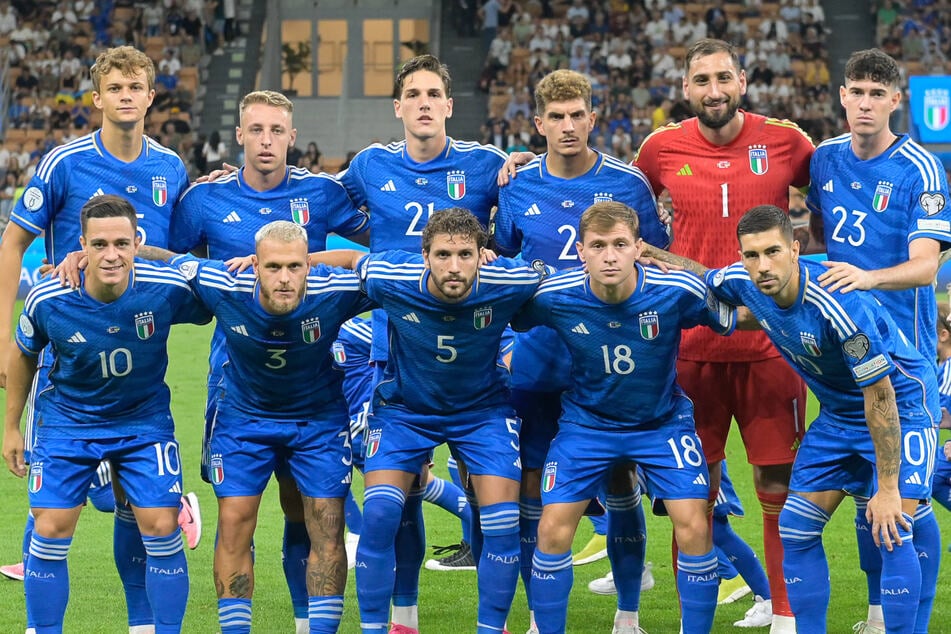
[513, 266, 735, 430]
[168, 167, 368, 258]
[16, 261, 210, 437]
[357, 250, 546, 414]
[332, 316, 375, 424]
[176, 256, 373, 420]
[495, 151, 669, 265]
[707, 259, 941, 427]
[12, 130, 188, 261]
[495, 150, 669, 392]
[338, 138, 507, 251]
[169, 166, 368, 386]
[807, 133, 951, 358]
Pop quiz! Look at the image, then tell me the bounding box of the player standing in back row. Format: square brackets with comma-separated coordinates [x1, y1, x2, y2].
[634, 38, 814, 632]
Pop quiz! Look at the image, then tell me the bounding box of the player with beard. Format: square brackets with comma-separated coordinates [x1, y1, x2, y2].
[632, 39, 814, 632]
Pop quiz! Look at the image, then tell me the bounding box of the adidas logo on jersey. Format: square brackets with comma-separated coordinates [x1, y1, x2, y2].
[524, 204, 541, 216]
[67, 332, 86, 343]
[676, 164, 693, 176]
[168, 482, 182, 494]
[693, 474, 708, 486]
[402, 312, 420, 323]
[231, 325, 249, 336]
[904, 472, 922, 485]
[822, 180, 833, 193]
[380, 180, 397, 192]
[571, 323, 589, 334]
[88, 188, 106, 199]
[223, 211, 241, 223]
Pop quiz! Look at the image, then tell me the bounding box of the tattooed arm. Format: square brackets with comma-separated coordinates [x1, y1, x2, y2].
[639, 243, 709, 277]
[861, 375, 909, 551]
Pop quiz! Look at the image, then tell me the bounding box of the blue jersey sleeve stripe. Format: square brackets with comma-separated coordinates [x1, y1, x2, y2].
[9, 213, 44, 235]
[134, 275, 192, 291]
[24, 283, 75, 316]
[534, 275, 585, 297]
[815, 133, 851, 151]
[340, 319, 374, 344]
[645, 273, 707, 300]
[898, 141, 942, 190]
[15, 337, 40, 357]
[803, 284, 858, 339]
[36, 136, 96, 181]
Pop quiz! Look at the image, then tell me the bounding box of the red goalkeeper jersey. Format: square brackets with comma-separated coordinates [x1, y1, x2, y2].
[634, 111, 813, 362]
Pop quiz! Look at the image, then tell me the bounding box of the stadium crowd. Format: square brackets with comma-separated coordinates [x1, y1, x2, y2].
[475, 0, 951, 162]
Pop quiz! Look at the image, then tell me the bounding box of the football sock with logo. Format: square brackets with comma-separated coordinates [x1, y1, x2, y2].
[713, 513, 770, 598]
[879, 513, 919, 633]
[114, 505, 153, 627]
[392, 486, 424, 617]
[308, 596, 344, 634]
[26, 534, 71, 632]
[477, 501, 520, 632]
[218, 598, 252, 633]
[606, 491, 646, 612]
[518, 496, 542, 609]
[677, 550, 718, 633]
[912, 505, 939, 633]
[530, 550, 573, 634]
[355, 485, 405, 631]
[282, 520, 310, 619]
[779, 494, 831, 633]
[423, 475, 470, 528]
[142, 532, 189, 632]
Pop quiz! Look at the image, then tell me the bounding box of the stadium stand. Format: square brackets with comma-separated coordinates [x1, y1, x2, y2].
[478, 0, 844, 160]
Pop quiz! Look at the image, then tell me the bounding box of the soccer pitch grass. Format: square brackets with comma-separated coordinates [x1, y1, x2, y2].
[1, 322, 950, 632]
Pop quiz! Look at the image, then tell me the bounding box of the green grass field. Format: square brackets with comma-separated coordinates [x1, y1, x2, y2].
[1, 322, 950, 632]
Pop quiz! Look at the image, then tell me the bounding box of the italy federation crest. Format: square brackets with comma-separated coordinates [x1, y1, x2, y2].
[542, 461, 558, 493]
[800, 332, 821, 357]
[301, 317, 321, 344]
[473, 306, 493, 330]
[332, 342, 346, 363]
[135, 312, 155, 340]
[748, 145, 768, 175]
[290, 198, 310, 225]
[447, 170, 466, 200]
[638, 311, 659, 340]
[152, 176, 168, 206]
[366, 429, 383, 458]
[210, 456, 224, 485]
[924, 88, 950, 131]
[28, 463, 42, 493]
[872, 181, 892, 212]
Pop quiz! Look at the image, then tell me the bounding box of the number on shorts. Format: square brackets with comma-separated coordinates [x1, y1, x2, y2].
[667, 434, 704, 469]
[152, 441, 181, 476]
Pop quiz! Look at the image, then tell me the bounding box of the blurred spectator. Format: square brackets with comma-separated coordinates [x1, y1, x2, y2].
[50, 1, 77, 33]
[505, 88, 532, 120]
[202, 130, 228, 171]
[0, 0, 16, 35]
[299, 141, 323, 170]
[143, 3, 163, 37]
[479, 0, 501, 51]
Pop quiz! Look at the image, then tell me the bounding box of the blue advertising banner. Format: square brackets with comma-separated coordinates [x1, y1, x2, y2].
[909, 75, 951, 144]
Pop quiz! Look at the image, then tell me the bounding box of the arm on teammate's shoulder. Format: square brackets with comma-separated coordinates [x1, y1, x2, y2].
[136, 245, 179, 262]
[639, 243, 708, 276]
[497, 151, 536, 187]
[818, 237, 940, 293]
[308, 249, 366, 270]
[0, 223, 38, 388]
[2, 346, 37, 476]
